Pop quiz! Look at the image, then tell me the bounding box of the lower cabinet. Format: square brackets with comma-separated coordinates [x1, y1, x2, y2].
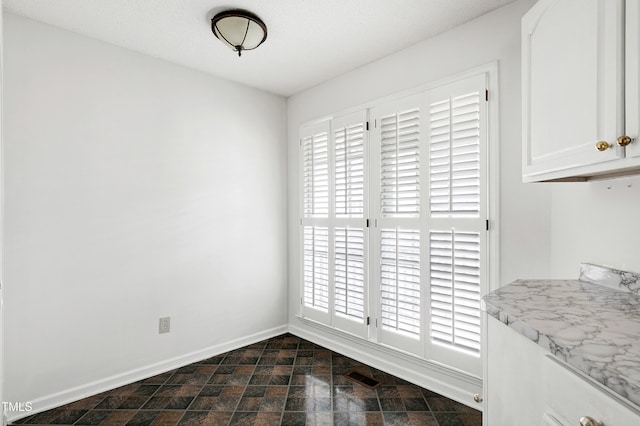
[486, 316, 640, 426]
[542, 355, 639, 426]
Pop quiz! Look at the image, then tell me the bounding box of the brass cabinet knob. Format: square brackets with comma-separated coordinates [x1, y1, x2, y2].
[579, 416, 604, 426]
[595, 141, 611, 151]
[617, 135, 633, 146]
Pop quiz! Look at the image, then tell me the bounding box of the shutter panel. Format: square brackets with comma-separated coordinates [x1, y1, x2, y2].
[429, 230, 481, 353]
[380, 108, 420, 218]
[300, 113, 368, 335]
[373, 94, 424, 355]
[335, 122, 365, 218]
[332, 111, 369, 336]
[300, 121, 332, 323]
[380, 228, 421, 338]
[429, 99, 452, 216]
[427, 74, 487, 375]
[451, 93, 481, 217]
[429, 92, 481, 218]
[334, 227, 365, 321]
[303, 226, 329, 312]
[428, 86, 482, 353]
[302, 131, 329, 218]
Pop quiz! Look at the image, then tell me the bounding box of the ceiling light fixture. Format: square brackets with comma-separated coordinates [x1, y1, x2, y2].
[211, 9, 267, 57]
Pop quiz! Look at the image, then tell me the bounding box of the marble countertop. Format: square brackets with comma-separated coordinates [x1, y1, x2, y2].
[482, 263, 640, 407]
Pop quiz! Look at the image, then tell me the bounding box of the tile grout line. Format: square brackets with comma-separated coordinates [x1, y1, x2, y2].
[330, 345, 335, 425]
[128, 374, 174, 426]
[280, 335, 297, 426]
[374, 367, 383, 424]
[175, 352, 227, 425]
[229, 340, 266, 426]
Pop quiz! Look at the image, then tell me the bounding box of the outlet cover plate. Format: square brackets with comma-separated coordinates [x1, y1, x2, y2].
[159, 316, 170, 334]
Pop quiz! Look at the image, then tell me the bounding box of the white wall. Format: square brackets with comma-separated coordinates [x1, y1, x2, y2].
[286, 0, 548, 407]
[3, 13, 287, 417]
[549, 176, 640, 277]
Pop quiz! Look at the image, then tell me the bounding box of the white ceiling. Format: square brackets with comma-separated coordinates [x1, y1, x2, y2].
[3, 0, 515, 97]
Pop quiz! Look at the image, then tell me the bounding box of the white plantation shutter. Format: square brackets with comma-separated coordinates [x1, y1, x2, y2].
[303, 226, 329, 312]
[427, 75, 487, 376]
[372, 94, 424, 355]
[300, 112, 369, 337]
[332, 111, 369, 337]
[299, 71, 491, 377]
[429, 231, 481, 353]
[380, 109, 421, 218]
[429, 92, 481, 218]
[380, 228, 421, 337]
[302, 130, 329, 218]
[334, 227, 365, 320]
[335, 122, 365, 217]
[300, 121, 332, 323]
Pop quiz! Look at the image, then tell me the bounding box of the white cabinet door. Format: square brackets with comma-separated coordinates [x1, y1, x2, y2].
[625, 0, 640, 160]
[522, 0, 625, 182]
[543, 356, 640, 426]
[485, 316, 640, 426]
[485, 317, 545, 426]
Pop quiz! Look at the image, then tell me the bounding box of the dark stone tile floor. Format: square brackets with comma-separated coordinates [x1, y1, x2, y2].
[11, 334, 481, 425]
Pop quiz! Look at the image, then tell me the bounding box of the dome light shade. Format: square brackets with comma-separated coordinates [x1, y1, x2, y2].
[211, 10, 267, 57]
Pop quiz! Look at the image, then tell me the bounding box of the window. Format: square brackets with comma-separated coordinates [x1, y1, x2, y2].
[299, 73, 489, 376]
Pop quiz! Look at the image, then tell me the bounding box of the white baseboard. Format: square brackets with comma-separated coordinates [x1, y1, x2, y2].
[288, 319, 483, 411]
[7, 325, 288, 423]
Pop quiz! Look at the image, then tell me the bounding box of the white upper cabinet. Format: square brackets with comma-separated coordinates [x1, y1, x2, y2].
[522, 0, 640, 182]
[626, 0, 640, 161]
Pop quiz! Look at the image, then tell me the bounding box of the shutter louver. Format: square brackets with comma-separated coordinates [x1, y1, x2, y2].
[303, 226, 329, 312]
[335, 227, 365, 321]
[303, 132, 329, 218]
[429, 230, 481, 353]
[429, 92, 481, 218]
[380, 109, 420, 218]
[335, 123, 365, 218]
[380, 228, 421, 338]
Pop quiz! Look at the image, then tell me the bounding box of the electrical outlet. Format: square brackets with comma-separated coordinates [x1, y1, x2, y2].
[159, 316, 170, 334]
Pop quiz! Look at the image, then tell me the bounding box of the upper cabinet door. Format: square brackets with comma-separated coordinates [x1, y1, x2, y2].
[626, 0, 640, 160]
[522, 0, 625, 182]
